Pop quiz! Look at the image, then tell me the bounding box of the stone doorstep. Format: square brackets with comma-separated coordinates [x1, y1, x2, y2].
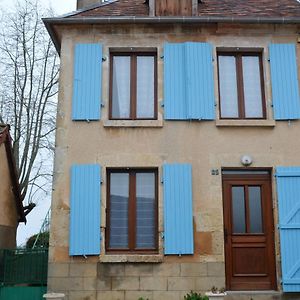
[224, 291, 300, 300]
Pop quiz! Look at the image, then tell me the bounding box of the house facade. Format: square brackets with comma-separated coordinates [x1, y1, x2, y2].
[0, 125, 25, 249]
[44, 0, 300, 299]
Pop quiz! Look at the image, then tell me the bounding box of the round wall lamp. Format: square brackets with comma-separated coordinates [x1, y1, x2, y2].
[241, 155, 253, 166]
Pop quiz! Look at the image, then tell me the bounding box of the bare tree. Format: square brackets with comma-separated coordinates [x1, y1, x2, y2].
[0, 0, 59, 212]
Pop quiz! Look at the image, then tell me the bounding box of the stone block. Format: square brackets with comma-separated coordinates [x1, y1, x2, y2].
[207, 262, 225, 277]
[84, 277, 97, 290]
[97, 291, 125, 300]
[194, 232, 213, 255]
[69, 291, 96, 300]
[153, 291, 181, 300]
[96, 277, 112, 291]
[180, 263, 207, 277]
[125, 291, 153, 300]
[48, 263, 69, 277]
[167, 277, 196, 291]
[70, 263, 97, 277]
[112, 277, 139, 291]
[98, 263, 125, 277]
[140, 277, 167, 291]
[153, 263, 180, 277]
[125, 264, 153, 276]
[195, 276, 225, 291]
[48, 277, 83, 292]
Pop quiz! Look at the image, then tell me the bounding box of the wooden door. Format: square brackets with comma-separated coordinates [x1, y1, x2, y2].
[222, 171, 276, 290]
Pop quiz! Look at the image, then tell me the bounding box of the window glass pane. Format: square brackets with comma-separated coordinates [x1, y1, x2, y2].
[242, 56, 263, 118]
[249, 186, 263, 233]
[137, 56, 155, 118]
[109, 173, 129, 248]
[136, 173, 156, 249]
[219, 56, 239, 118]
[112, 56, 131, 118]
[232, 186, 246, 233]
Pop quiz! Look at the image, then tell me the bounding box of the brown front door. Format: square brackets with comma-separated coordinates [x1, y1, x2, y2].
[222, 170, 276, 290]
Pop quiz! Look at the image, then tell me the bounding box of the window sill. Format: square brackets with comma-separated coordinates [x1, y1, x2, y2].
[99, 254, 163, 263]
[103, 120, 163, 128]
[216, 119, 276, 127]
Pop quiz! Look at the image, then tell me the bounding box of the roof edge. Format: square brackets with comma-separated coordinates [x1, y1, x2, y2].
[43, 15, 300, 53]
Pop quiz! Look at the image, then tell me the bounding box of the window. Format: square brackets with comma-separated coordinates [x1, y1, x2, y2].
[106, 169, 158, 253]
[109, 50, 157, 120]
[217, 50, 266, 119]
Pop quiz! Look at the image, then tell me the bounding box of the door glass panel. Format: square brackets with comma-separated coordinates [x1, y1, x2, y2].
[219, 56, 239, 118]
[249, 186, 263, 233]
[109, 173, 129, 248]
[232, 186, 246, 233]
[136, 173, 156, 249]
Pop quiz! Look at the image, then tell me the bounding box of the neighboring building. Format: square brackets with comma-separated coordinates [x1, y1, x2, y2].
[0, 125, 25, 249]
[44, 0, 300, 299]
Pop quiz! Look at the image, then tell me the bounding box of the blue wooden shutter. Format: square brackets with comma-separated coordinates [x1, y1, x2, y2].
[164, 43, 187, 119]
[185, 42, 215, 120]
[70, 164, 101, 256]
[163, 163, 194, 255]
[276, 167, 300, 291]
[269, 44, 300, 120]
[72, 43, 102, 121]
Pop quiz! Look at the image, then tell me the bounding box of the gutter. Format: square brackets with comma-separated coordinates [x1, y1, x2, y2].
[43, 15, 300, 53]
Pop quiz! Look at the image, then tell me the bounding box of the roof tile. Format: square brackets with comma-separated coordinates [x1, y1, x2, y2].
[71, 0, 300, 18]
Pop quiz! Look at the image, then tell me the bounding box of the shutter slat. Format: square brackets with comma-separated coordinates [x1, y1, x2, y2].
[163, 164, 194, 255]
[72, 44, 102, 120]
[70, 164, 101, 256]
[269, 44, 300, 120]
[186, 42, 215, 120]
[276, 166, 300, 292]
[164, 42, 215, 120]
[164, 43, 187, 119]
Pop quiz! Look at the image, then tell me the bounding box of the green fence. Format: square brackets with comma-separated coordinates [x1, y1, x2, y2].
[0, 286, 47, 300]
[1, 248, 48, 285]
[0, 248, 48, 300]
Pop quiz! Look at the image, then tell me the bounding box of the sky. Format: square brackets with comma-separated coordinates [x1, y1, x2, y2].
[0, 0, 76, 15]
[0, 0, 76, 246]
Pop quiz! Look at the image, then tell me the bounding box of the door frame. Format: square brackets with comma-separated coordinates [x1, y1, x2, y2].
[222, 167, 277, 291]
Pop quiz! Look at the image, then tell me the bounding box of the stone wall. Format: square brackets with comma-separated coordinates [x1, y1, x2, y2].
[48, 262, 225, 300]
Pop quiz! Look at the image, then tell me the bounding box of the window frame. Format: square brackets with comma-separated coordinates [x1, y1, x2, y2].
[217, 48, 267, 120]
[105, 168, 159, 254]
[109, 49, 158, 121]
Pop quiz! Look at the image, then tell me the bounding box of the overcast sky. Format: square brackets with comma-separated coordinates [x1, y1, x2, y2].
[0, 0, 76, 15]
[0, 0, 76, 246]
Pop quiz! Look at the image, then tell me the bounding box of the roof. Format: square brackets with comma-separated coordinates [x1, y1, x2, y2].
[0, 125, 26, 223]
[43, 0, 300, 54]
[71, 0, 300, 18]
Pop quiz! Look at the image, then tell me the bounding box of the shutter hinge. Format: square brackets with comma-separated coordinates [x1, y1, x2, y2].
[268, 58, 270, 62]
[86, 119, 90, 123]
[161, 232, 164, 239]
[102, 56, 107, 62]
[101, 102, 105, 108]
[160, 101, 165, 107]
[160, 55, 164, 59]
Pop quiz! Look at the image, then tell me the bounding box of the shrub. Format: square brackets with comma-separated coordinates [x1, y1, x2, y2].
[184, 291, 209, 300]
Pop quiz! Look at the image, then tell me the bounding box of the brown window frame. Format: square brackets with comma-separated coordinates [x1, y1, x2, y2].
[106, 168, 159, 254]
[217, 48, 266, 120]
[109, 49, 158, 120]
